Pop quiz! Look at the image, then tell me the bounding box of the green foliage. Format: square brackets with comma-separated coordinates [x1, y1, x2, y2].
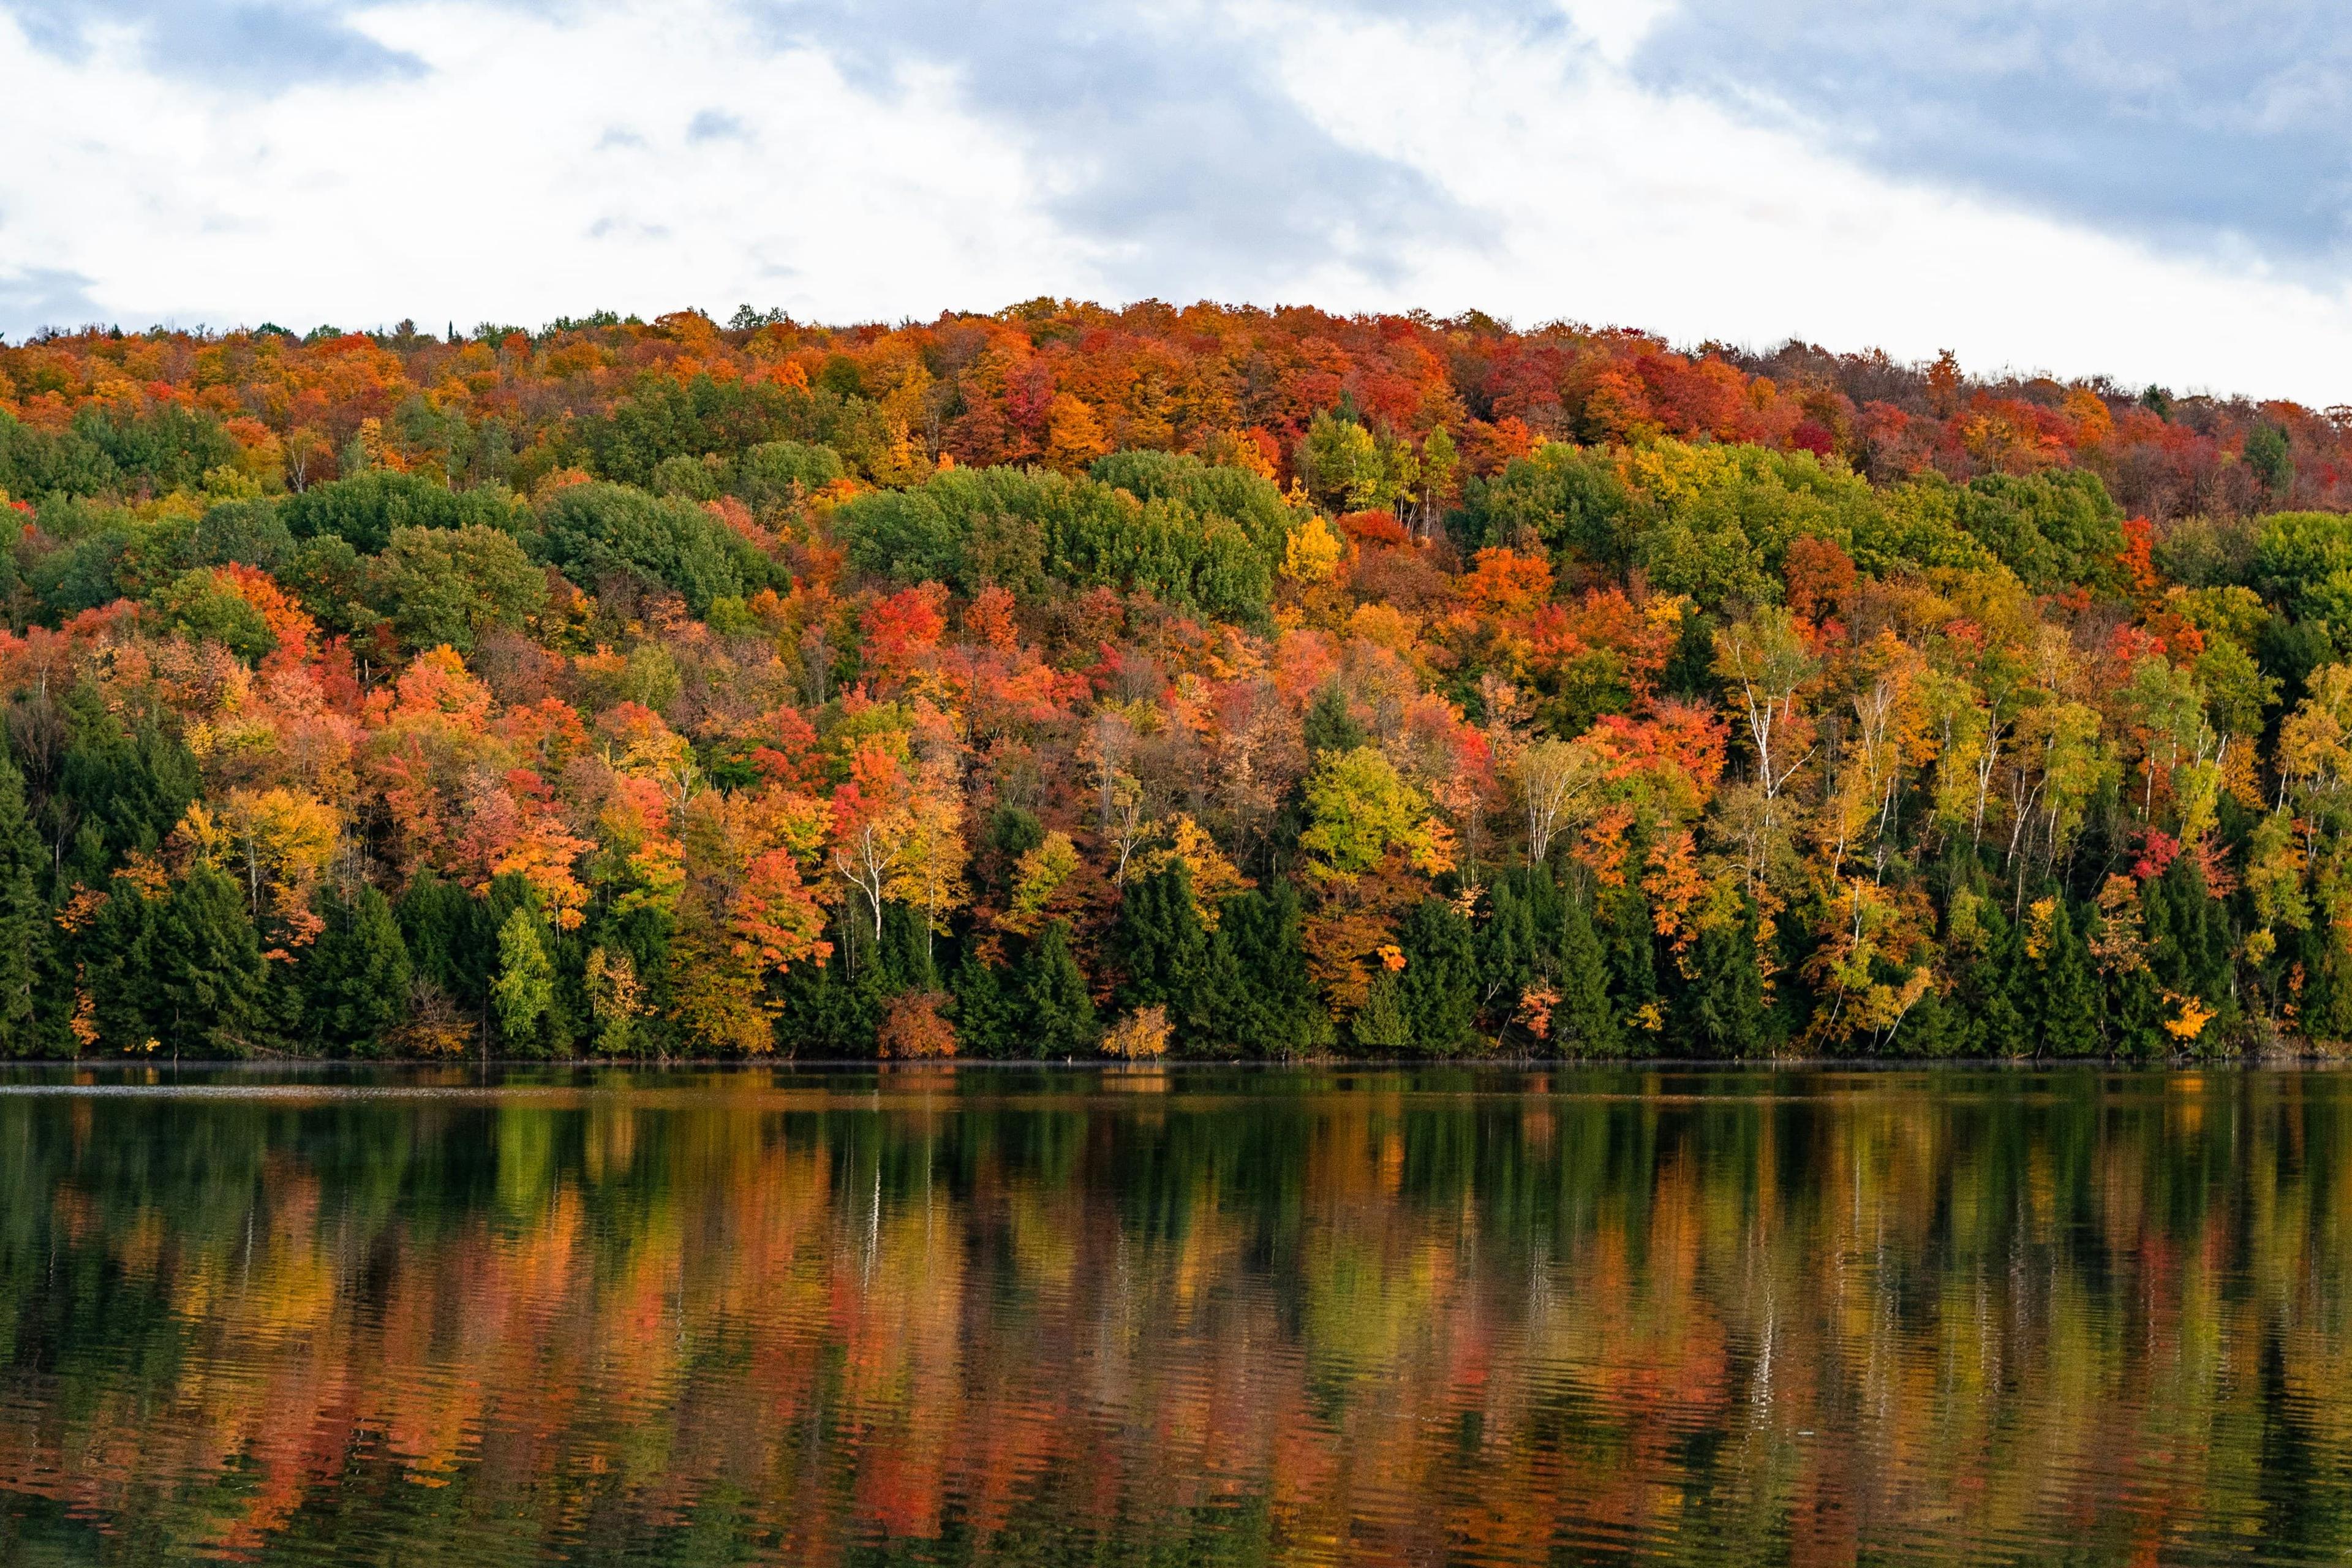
[146, 568, 276, 661]
[368, 523, 548, 651]
[1954, 470, 2125, 593]
[1455, 443, 1630, 565]
[302, 885, 413, 1052]
[1023, 919, 1098, 1057]
[282, 470, 521, 554]
[1394, 898, 1480, 1054]
[1555, 890, 1619, 1058]
[0, 758, 60, 1055]
[537, 481, 773, 614]
[492, 907, 557, 1052]
[83, 863, 266, 1056]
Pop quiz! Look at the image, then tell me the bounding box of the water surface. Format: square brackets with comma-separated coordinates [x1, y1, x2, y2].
[2, 1065, 2349, 1565]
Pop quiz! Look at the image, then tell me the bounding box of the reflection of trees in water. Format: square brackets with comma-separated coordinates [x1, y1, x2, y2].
[0, 1069, 2348, 1564]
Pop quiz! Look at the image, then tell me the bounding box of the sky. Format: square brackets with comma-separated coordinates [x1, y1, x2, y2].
[4, 0, 2351, 402]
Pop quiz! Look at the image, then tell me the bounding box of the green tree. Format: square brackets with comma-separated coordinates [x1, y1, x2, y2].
[0, 757, 60, 1055]
[85, 863, 267, 1056]
[1219, 882, 1328, 1058]
[301, 884, 413, 1052]
[1555, 891, 1618, 1058]
[1395, 897, 1480, 1054]
[369, 524, 548, 652]
[1678, 901, 1765, 1057]
[2032, 899, 2103, 1058]
[1023, 919, 1097, 1057]
[492, 907, 556, 1053]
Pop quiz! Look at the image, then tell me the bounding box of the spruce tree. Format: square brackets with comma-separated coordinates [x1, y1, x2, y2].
[1555, 891, 1618, 1058]
[1221, 882, 1327, 1057]
[303, 884, 413, 1053]
[1023, 919, 1097, 1057]
[1604, 882, 1659, 1033]
[1396, 897, 1480, 1054]
[1478, 873, 1540, 1024]
[949, 947, 1016, 1058]
[2034, 899, 2103, 1058]
[0, 756, 61, 1055]
[1678, 901, 1765, 1058]
[1111, 864, 1207, 1017]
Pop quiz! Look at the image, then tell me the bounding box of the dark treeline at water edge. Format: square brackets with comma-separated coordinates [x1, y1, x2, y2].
[4, 301, 2352, 1063]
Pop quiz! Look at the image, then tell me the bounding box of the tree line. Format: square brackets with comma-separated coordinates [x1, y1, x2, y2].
[0, 301, 2344, 1058]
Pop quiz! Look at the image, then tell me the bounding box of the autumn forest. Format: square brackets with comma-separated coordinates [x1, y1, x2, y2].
[0, 298, 2342, 1061]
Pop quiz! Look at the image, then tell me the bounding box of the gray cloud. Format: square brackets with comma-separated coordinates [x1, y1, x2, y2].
[1634, 1, 2352, 267]
[0, 266, 108, 338]
[747, 0, 1565, 293]
[2, 0, 422, 89]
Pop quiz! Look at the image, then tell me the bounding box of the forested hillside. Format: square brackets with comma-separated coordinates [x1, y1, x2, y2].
[0, 298, 2345, 1060]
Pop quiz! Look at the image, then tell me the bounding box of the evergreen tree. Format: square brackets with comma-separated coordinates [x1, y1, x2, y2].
[1554, 890, 1619, 1058]
[1396, 897, 1480, 1054]
[1220, 882, 1327, 1057]
[50, 684, 200, 891]
[1302, 683, 1368, 756]
[1023, 919, 1096, 1057]
[2033, 898, 2103, 1058]
[1604, 882, 1659, 1034]
[0, 756, 61, 1055]
[1678, 900, 1765, 1058]
[303, 884, 413, 1053]
[1478, 873, 1541, 1027]
[1352, 973, 1411, 1052]
[1112, 864, 1208, 1017]
[85, 862, 266, 1056]
[398, 870, 497, 1020]
[949, 947, 1017, 1058]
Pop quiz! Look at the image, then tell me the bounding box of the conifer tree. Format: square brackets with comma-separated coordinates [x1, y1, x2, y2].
[1396, 897, 1480, 1054]
[1555, 891, 1618, 1058]
[303, 885, 413, 1052]
[2034, 899, 2103, 1058]
[1024, 919, 1096, 1057]
[949, 947, 1016, 1058]
[1604, 883, 1659, 1033]
[1679, 902, 1765, 1057]
[0, 756, 61, 1055]
[1221, 882, 1327, 1057]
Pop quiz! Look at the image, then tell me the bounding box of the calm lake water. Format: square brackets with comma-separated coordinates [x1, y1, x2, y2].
[2, 1065, 2351, 1565]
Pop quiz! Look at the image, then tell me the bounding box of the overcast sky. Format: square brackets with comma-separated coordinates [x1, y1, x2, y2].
[5, 0, 2351, 402]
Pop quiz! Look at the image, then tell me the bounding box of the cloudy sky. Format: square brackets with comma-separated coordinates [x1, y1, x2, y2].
[4, 0, 2350, 401]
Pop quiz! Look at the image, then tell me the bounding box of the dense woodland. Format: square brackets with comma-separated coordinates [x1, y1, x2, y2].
[1, 298, 2349, 1060]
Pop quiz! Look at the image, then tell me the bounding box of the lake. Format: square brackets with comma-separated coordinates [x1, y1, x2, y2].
[1, 1065, 2348, 1564]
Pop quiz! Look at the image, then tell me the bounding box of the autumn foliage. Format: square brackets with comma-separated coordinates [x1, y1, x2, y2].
[0, 298, 2343, 1058]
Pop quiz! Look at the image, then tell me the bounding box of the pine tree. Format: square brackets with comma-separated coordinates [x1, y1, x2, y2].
[303, 884, 413, 1053]
[1478, 873, 1540, 1024]
[1023, 919, 1096, 1057]
[86, 862, 268, 1056]
[950, 946, 1016, 1059]
[1555, 891, 1618, 1058]
[1112, 864, 1207, 1016]
[1220, 882, 1327, 1057]
[1397, 897, 1480, 1054]
[1604, 882, 1659, 1034]
[0, 756, 61, 1055]
[2034, 899, 2103, 1058]
[1678, 901, 1764, 1058]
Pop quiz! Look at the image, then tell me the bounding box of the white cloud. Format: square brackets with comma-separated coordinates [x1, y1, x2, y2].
[5, 0, 2352, 405]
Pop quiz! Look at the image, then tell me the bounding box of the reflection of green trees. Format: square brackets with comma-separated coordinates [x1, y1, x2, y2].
[9, 1069, 2352, 1561]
